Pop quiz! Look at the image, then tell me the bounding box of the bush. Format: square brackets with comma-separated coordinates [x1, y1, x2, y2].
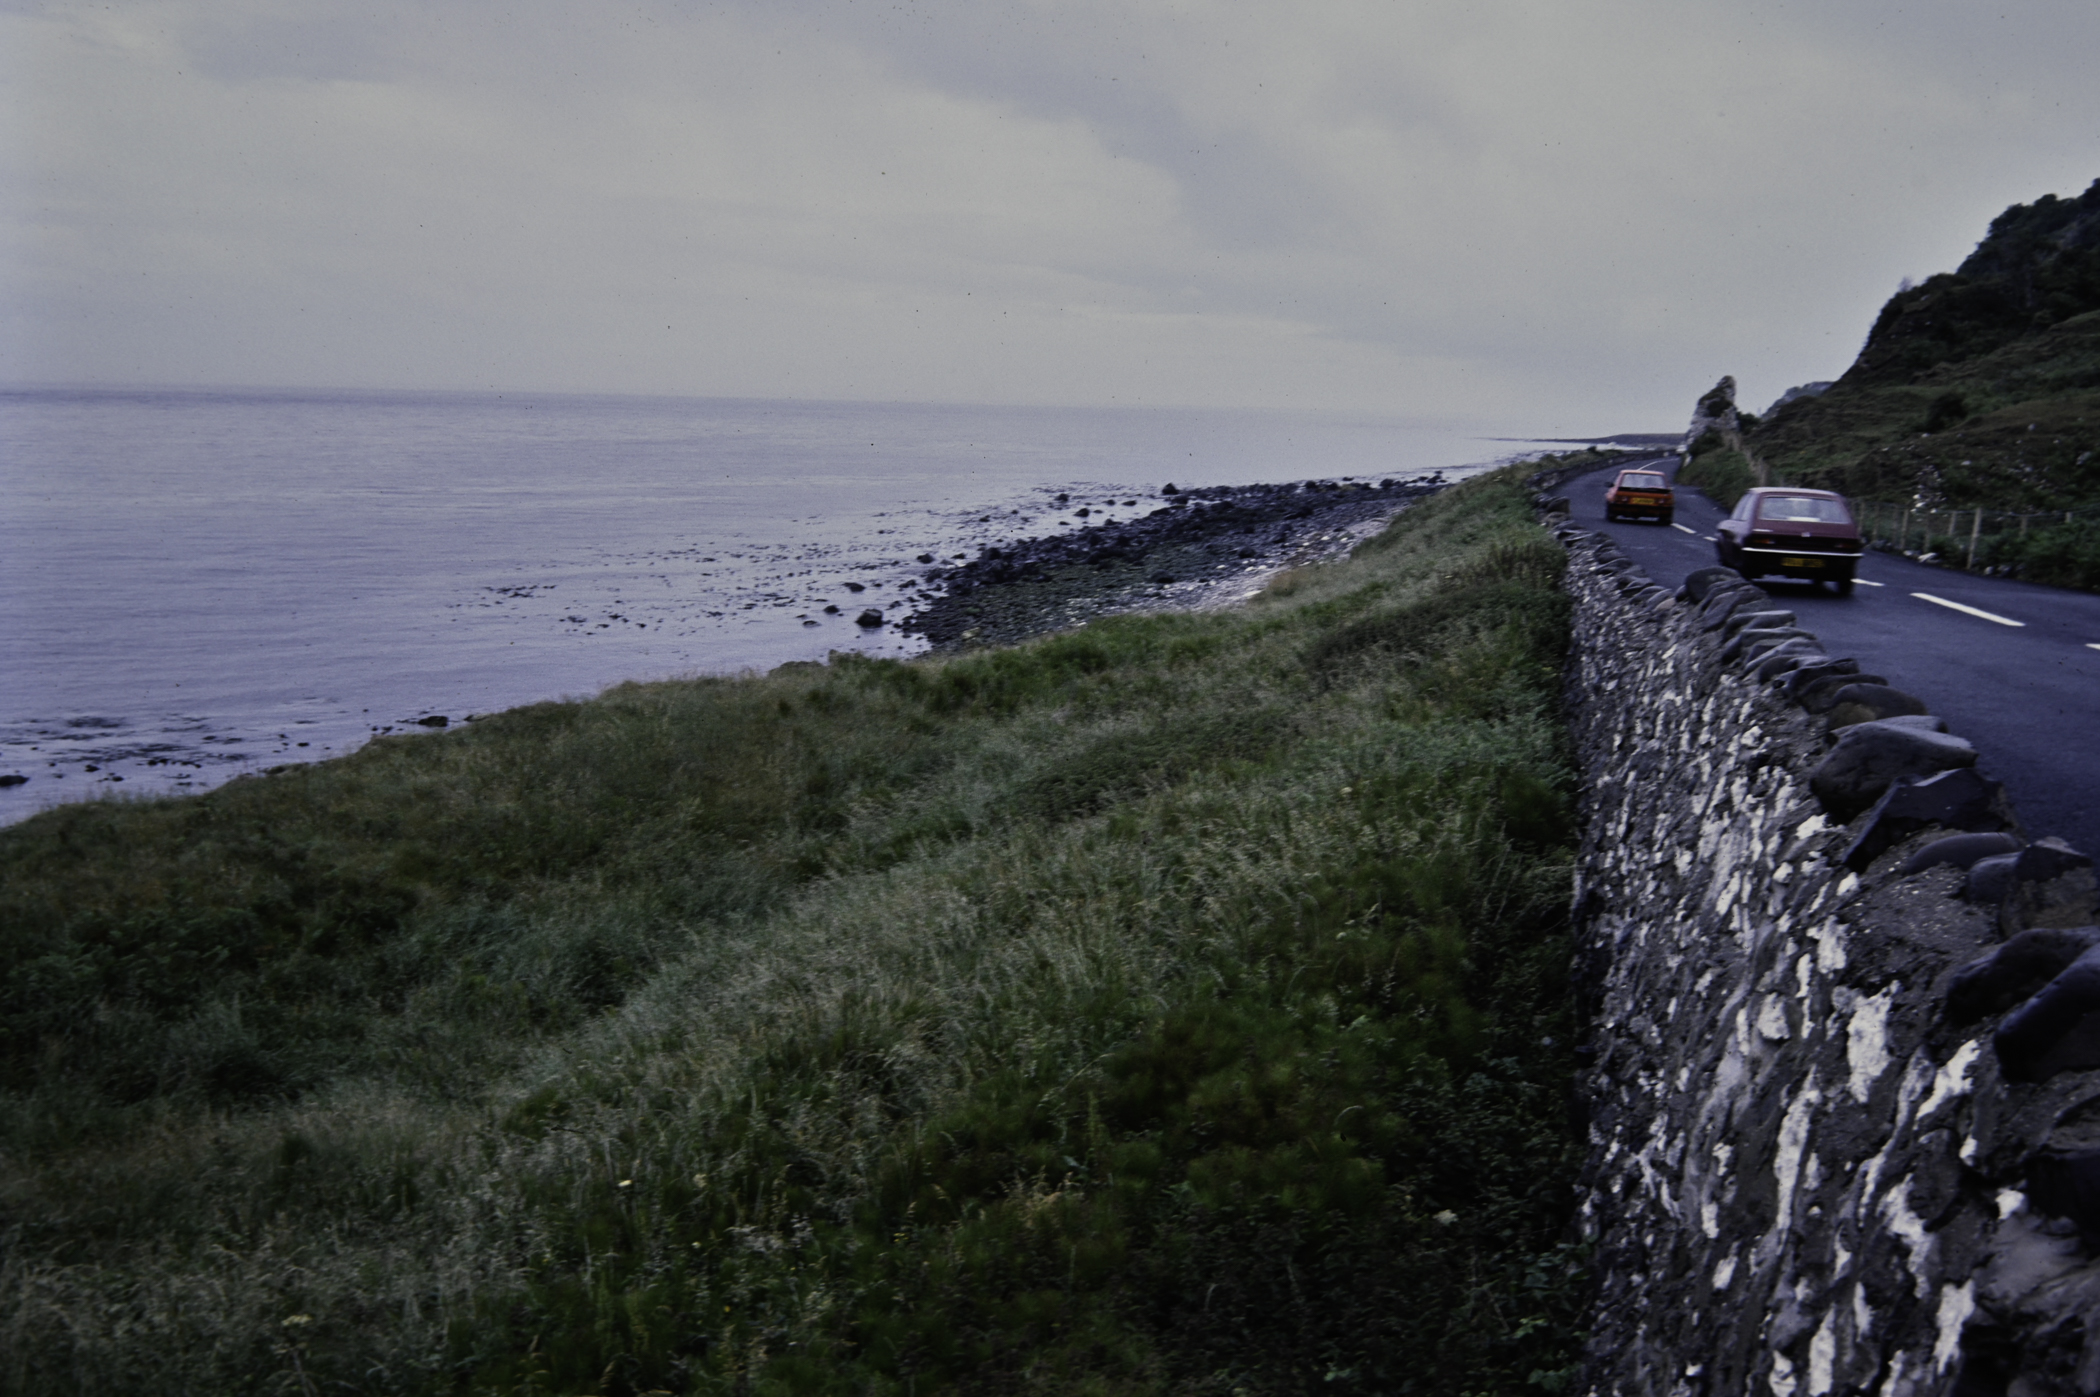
[1980, 517, 2100, 590]
[1676, 446, 1758, 509]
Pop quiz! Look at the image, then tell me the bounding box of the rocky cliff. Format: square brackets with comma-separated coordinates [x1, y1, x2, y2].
[1743, 179, 2100, 524]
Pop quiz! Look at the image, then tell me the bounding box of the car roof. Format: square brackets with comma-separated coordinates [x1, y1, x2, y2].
[1615, 468, 1668, 479]
[1746, 486, 1843, 498]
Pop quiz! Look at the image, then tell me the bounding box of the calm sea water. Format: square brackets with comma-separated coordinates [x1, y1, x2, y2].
[0, 387, 1522, 823]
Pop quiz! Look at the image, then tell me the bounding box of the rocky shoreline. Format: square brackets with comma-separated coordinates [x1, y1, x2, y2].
[893, 473, 1451, 650]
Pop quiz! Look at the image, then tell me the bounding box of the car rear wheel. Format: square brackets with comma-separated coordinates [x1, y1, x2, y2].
[1833, 576, 1854, 597]
[1657, 512, 1673, 527]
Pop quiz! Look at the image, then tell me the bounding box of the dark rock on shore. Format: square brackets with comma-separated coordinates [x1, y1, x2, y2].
[896, 477, 1447, 650]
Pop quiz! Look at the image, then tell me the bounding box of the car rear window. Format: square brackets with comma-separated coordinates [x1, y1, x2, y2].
[1620, 473, 1666, 488]
[1756, 494, 1850, 524]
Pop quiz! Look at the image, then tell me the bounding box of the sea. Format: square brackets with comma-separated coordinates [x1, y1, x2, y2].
[0, 387, 1537, 825]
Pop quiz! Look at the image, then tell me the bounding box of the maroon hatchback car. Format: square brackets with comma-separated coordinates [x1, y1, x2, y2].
[1715, 487, 1865, 594]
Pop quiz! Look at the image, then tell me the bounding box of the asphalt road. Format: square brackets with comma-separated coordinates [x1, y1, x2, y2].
[1565, 457, 2100, 858]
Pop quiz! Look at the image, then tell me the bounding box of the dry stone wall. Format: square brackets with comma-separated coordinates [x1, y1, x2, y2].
[1544, 501, 2100, 1396]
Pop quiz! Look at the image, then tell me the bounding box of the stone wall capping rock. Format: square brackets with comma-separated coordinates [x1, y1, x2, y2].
[1751, 642, 1828, 684]
[1841, 768, 2019, 873]
[1987, 938, 2100, 1083]
[1947, 927, 2100, 1025]
[1810, 722, 1979, 820]
[1783, 657, 1863, 700]
[1698, 592, 1772, 631]
[1899, 833, 2026, 878]
[1682, 566, 1741, 603]
[1542, 490, 2100, 1393]
[1996, 841, 2100, 935]
[1719, 624, 1811, 665]
[1800, 671, 1893, 715]
[1721, 608, 1797, 639]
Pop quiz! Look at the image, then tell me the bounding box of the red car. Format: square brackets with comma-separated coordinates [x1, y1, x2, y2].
[1715, 487, 1864, 595]
[1604, 469, 1674, 525]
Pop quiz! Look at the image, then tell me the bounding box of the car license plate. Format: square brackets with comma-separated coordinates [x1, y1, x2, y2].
[1782, 556, 1822, 569]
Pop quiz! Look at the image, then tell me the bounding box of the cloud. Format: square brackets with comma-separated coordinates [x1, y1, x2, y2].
[3, 0, 2097, 426]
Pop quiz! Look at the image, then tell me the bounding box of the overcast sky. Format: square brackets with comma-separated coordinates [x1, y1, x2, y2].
[4, 0, 2097, 431]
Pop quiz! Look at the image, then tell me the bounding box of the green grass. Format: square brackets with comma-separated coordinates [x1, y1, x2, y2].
[1746, 310, 2100, 511]
[1, 467, 1586, 1395]
[1674, 440, 1759, 511]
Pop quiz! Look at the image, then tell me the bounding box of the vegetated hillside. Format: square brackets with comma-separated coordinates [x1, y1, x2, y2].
[1738, 178, 2100, 516]
[0, 466, 1587, 1396]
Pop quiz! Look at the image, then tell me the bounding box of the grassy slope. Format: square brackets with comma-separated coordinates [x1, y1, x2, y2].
[1747, 309, 2100, 511]
[1, 467, 1586, 1396]
[1702, 180, 2100, 586]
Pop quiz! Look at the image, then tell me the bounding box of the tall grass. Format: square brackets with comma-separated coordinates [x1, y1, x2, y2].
[1, 466, 1585, 1395]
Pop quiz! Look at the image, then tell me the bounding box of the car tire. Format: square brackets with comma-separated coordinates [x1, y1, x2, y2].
[1834, 576, 1854, 597]
[1657, 512, 1673, 527]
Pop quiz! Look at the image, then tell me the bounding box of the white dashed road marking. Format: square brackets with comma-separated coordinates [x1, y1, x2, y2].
[1911, 593, 2026, 627]
[2089, 643, 2100, 652]
[1853, 579, 1885, 588]
[1703, 535, 1718, 542]
[1672, 523, 1697, 535]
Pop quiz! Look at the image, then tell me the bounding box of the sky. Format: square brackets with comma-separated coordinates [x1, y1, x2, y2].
[3, 0, 2098, 432]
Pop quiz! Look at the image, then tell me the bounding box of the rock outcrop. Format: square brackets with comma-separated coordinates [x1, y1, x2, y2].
[1683, 374, 1740, 452]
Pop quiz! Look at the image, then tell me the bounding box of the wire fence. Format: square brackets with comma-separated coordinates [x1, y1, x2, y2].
[1851, 499, 2098, 586]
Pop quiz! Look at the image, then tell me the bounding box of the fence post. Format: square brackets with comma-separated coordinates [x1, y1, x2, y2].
[1900, 506, 1911, 552]
[1967, 508, 1983, 570]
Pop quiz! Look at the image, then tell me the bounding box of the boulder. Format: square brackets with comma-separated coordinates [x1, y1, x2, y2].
[1720, 625, 1810, 664]
[1898, 831, 2023, 877]
[1781, 658, 1861, 702]
[1832, 682, 1929, 717]
[1811, 721, 1978, 821]
[1992, 941, 2100, 1082]
[1682, 567, 1741, 604]
[1696, 586, 1767, 629]
[0, 774, 24, 788]
[1720, 608, 1796, 639]
[1947, 926, 2100, 1024]
[1982, 839, 2100, 932]
[1838, 713, 1947, 735]
[1839, 766, 2011, 870]
[1797, 672, 1890, 715]
[1751, 640, 1827, 682]
[855, 610, 885, 628]
[1825, 683, 1931, 730]
[1968, 853, 2024, 904]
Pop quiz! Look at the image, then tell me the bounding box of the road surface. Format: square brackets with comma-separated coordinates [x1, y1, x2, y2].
[1564, 457, 2100, 857]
